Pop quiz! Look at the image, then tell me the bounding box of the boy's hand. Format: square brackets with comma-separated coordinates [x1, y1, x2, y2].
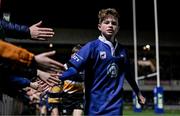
[138, 93, 146, 105]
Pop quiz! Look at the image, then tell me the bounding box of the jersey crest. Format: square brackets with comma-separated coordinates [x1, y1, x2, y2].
[107, 62, 119, 78]
[100, 51, 106, 59]
[72, 53, 81, 62]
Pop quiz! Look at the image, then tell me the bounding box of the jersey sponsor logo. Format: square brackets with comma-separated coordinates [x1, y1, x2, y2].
[107, 63, 119, 78]
[72, 55, 80, 62]
[100, 51, 106, 59]
[72, 53, 84, 62]
[72, 54, 82, 62]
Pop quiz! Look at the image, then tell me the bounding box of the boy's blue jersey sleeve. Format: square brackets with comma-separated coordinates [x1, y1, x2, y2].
[69, 42, 91, 69]
[60, 42, 91, 81]
[60, 67, 78, 81]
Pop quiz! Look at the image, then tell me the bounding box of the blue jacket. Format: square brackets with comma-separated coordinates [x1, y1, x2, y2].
[0, 19, 30, 39]
[9, 75, 31, 88]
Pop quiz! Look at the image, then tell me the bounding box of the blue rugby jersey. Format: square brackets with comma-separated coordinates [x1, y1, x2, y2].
[68, 36, 129, 115]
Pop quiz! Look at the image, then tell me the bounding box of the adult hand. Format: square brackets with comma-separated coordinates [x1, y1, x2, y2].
[37, 69, 61, 86]
[29, 21, 55, 40]
[34, 51, 65, 72]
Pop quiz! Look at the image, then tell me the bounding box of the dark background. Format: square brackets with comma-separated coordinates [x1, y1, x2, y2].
[1, 0, 180, 80]
[1, 0, 180, 32]
[1, 0, 180, 78]
[0, 1, 180, 112]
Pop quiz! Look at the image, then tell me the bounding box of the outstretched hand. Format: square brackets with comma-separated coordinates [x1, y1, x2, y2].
[34, 50, 65, 72]
[37, 69, 61, 86]
[29, 21, 55, 40]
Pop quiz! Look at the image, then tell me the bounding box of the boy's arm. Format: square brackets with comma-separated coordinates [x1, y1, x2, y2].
[126, 71, 141, 95]
[125, 61, 146, 105]
[126, 68, 146, 105]
[60, 66, 78, 81]
[124, 49, 146, 105]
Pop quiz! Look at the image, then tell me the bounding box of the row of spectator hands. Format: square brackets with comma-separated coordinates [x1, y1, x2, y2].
[16, 21, 65, 104]
[23, 66, 63, 104]
[2, 19, 146, 106]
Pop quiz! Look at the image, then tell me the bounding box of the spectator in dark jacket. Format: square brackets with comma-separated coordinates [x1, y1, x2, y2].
[0, 19, 55, 40]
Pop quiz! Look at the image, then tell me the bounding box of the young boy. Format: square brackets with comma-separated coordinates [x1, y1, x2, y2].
[62, 44, 84, 116]
[59, 8, 145, 115]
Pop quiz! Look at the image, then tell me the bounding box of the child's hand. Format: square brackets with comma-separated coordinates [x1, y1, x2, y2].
[138, 94, 146, 105]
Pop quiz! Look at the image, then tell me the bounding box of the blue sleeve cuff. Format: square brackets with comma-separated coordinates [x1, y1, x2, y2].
[60, 67, 78, 81]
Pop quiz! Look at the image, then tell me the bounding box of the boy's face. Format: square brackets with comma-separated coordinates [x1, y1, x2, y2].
[98, 15, 119, 39]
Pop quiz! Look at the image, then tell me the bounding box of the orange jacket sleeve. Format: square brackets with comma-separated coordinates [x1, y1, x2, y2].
[0, 40, 34, 66]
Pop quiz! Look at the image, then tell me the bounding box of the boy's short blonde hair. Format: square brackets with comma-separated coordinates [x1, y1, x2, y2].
[98, 8, 119, 23]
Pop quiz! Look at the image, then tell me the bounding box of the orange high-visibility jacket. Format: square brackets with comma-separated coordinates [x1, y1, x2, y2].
[0, 40, 34, 66]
